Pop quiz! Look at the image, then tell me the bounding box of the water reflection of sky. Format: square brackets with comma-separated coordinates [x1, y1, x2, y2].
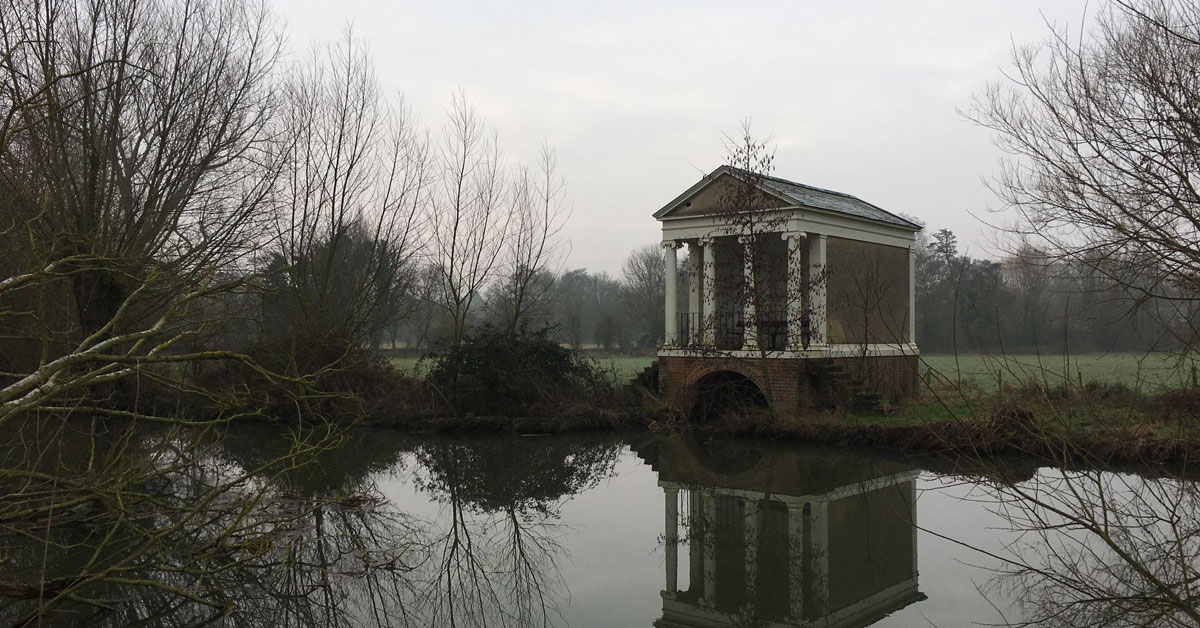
[13, 427, 1191, 627]
[368, 438, 1033, 627]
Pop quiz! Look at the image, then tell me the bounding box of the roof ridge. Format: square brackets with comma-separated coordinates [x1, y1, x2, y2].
[724, 164, 862, 202]
[721, 164, 920, 230]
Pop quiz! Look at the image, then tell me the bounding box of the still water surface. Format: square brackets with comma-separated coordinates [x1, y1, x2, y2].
[8, 428, 1197, 627]
[358, 432, 1195, 627]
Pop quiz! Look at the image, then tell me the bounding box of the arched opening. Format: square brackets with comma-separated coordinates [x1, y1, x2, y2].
[687, 370, 769, 424]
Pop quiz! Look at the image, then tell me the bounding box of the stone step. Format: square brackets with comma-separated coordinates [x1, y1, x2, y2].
[807, 360, 883, 413]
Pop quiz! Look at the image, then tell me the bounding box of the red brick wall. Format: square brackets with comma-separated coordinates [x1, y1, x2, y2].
[660, 354, 917, 418]
[660, 355, 812, 418]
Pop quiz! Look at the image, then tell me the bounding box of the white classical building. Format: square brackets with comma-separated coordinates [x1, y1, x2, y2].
[656, 165, 921, 355]
[653, 166, 923, 414]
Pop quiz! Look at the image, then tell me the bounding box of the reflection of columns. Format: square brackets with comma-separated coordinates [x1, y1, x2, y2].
[809, 500, 830, 615]
[908, 245, 917, 344]
[688, 241, 702, 344]
[739, 235, 757, 350]
[787, 503, 805, 620]
[700, 237, 717, 346]
[663, 241, 679, 346]
[702, 492, 716, 605]
[910, 481, 919, 576]
[808, 234, 828, 346]
[665, 487, 679, 594]
[782, 232, 806, 350]
[743, 499, 760, 612]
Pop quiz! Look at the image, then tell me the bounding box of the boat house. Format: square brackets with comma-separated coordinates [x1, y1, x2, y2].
[654, 166, 922, 417]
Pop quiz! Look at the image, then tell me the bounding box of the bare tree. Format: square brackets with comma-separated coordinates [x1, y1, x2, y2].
[264, 32, 429, 368]
[0, 0, 288, 422]
[488, 143, 569, 334]
[2, 0, 284, 336]
[620, 244, 666, 348]
[428, 92, 510, 349]
[971, 0, 1200, 351]
[686, 122, 814, 416]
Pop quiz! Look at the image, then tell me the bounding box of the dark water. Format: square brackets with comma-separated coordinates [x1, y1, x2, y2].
[4, 426, 1198, 627]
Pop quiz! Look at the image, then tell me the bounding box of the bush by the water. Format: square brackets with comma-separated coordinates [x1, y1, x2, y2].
[426, 327, 610, 416]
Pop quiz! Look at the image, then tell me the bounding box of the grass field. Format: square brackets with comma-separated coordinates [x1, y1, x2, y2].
[388, 354, 656, 384]
[921, 352, 1200, 394]
[393, 352, 1200, 393]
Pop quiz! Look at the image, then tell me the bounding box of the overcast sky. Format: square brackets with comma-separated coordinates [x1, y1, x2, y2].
[280, 0, 1091, 275]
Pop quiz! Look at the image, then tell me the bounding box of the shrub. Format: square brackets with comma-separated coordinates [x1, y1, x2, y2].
[425, 326, 608, 416]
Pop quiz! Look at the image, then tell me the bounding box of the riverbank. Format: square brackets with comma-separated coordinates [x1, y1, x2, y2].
[367, 378, 1200, 468]
[680, 377, 1200, 467]
[226, 343, 1200, 468]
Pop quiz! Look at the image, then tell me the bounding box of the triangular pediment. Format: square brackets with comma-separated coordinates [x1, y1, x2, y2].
[654, 165, 923, 231]
[654, 167, 792, 219]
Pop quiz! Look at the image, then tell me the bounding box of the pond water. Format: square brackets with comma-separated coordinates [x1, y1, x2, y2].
[4, 427, 1198, 627]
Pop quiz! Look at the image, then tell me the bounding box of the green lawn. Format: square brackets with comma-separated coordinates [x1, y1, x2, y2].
[389, 356, 432, 377]
[393, 351, 1200, 393]
[389, 354, 657, 385]
[920, 352, 1200, 394]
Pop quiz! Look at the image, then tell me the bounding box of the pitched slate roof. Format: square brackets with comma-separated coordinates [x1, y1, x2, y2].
[656, 165, 922, 231]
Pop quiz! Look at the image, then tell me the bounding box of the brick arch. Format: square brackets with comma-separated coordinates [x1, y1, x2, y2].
[659, 355, 811, 419]
[677, 366, 769, 423]
[680, 362, 768, 397]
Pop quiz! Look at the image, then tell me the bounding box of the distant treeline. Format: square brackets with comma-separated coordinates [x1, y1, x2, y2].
[382, 223, 1198, 356]
[384, 244, 667, 353]
[914, 228, 1197, 355]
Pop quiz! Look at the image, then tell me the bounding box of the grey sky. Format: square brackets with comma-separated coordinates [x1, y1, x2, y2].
[280, 0, 1090, 274]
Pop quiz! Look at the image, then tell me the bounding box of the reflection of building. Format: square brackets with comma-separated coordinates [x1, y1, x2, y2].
[637, 435, 924, 628]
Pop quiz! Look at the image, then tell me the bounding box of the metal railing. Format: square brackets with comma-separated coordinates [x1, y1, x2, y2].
[675, 310, 807, 351]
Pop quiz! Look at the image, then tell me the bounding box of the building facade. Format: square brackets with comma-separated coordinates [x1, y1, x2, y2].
[655, 166, 922, 417]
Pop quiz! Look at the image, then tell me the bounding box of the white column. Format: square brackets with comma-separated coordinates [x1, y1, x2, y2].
[787, 502, 805, 620]
[700, 237, 717, 346]
[663, 241, 679, 346]
[910, 482, 919, 578]
[688, 241, 703, 345]
[783, 232, 806, 350]
[808, 234, 828, 347]
[665, 487, 679, 595]
[909, 245, 917, 345]
[739, 235, 757, 350]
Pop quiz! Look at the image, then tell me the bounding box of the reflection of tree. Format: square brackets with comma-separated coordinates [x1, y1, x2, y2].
[983, 469, 1200, 627]
[0, 427, 626, 627]
[410, 435, 622, 627]
[413, 435, 621, 516]
[0, 420, 422, 627]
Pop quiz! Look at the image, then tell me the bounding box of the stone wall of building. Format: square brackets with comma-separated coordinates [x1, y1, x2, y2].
[825, 238, 910, 345]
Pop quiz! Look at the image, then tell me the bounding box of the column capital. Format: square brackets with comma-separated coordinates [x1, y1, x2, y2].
[781, 231, 807, 242]
[661, 240, 680, 250]
[698, 236, 716, 246]
[737, 234, 755, 245]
